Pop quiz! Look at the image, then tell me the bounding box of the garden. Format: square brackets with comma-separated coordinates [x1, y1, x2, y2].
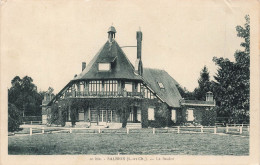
[8, 129, 249, 155]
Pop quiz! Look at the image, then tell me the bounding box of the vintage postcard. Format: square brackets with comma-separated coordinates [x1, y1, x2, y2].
[0, 0, 259, 164]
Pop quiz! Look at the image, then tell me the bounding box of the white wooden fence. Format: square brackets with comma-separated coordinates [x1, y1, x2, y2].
[23, 121, 42, 125]
[225, 124, 250, 134]
[26, 125, 249, 136]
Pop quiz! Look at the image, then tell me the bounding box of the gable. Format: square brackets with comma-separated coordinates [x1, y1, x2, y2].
[75, 41, 142, 81]
[143, 68, 182, 108]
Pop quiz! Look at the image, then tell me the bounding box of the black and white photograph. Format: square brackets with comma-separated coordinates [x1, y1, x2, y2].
[0, 0, 259, 164]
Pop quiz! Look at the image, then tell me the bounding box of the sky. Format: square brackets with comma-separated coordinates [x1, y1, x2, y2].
[1, 0, 252, 93]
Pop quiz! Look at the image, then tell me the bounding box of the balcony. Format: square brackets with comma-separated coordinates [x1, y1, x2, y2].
[180, 99, 215, 107]
[64, 91, 143, 98]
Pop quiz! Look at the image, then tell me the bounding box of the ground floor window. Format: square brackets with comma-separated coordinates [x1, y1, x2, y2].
[90, 109, 98, 122]
[171, 109, 176, 122]
[148, 107, 155, 120]
[127, 107, 141, 123]
[186, 109, 194, 121]
[88, 108, 119, 123]
[100, 110, 107, 122]
[79, 112, 84, 121]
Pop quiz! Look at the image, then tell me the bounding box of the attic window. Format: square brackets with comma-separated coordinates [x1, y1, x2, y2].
[98, 63, 111, 71]
[158, 82, 165, 89]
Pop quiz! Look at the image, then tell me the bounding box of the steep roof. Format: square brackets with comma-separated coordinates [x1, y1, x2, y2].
[143, 68, 182, 108]
[74, 40, 142, 81]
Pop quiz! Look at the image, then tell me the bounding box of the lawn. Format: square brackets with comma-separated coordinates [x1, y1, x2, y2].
[8, 132, 249, 155]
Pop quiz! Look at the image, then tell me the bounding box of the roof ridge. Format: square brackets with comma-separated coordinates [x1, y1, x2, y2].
[144, 67, 165, 71]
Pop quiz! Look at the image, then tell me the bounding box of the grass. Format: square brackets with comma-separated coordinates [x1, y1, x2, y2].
[8, 132, 249, 155]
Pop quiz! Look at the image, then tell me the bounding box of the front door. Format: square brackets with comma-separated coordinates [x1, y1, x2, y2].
[99, 110, 107, 125]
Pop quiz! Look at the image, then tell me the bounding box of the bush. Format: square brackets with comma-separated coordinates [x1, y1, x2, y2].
[8, 103, 22, 132]
[148, 103, 172, 128]
[49, 103, 67, 126]
[201, 107, 217, 126]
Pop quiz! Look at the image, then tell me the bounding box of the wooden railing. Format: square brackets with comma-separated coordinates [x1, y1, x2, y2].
[64, 91, 143, 98]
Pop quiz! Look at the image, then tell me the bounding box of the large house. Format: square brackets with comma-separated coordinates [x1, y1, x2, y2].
[42, 26, 215, 128]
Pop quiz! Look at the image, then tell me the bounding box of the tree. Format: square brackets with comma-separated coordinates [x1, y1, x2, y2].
[194, 66, 212, 100]
[212, 15, 250, 123]
[8, 103, 22, 132]
[8, 76, 43, 116]
[176, 84, 195, 100]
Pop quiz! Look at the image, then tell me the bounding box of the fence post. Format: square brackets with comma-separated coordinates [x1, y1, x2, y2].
[42, 127, 44, 134]
[23, 122, 25, 125]
[239, 126, 242, 134]
[127, 128, 129, 134]
[201, 126, 203, 133]
[242, 124, 243, 127]
[30, 128, 32, 136]
[70, 128, 72, 133]
[153, 128, 155, 134]
[31, 121, 32, 125]
[177, 126, 180, 134]
[214, 126, 217, 134]
[99, 128, 101, 134]
[226, 125, 229, 133]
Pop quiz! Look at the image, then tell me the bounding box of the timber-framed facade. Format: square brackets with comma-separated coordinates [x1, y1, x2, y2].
[42, 26, 215, 128]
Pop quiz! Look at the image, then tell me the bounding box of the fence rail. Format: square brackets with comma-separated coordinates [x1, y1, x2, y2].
[16, 125, 249, 136]
[23, 121, 42, 125]
[226, 123, 249, 127]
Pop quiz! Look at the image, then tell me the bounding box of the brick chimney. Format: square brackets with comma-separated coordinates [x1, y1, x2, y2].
[82, 62, 86, 71]
[137, 30, 142, 59]
[135, 29, 143, 76]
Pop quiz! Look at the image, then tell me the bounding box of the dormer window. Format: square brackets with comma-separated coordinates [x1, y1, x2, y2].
[98, 63, 111, 71]
[97, 56, 116, 71]
[158, 82, 164, 89]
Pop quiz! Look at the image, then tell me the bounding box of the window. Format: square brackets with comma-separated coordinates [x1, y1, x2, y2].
[124, 83, 132, 92]
[137, 83, 141, 92]
[140, 83, 156, 99]
[158, 82, 164, 89]
[89, 80, 102, 94]
[186, 109, 194, 121]
[98, 63, 111, 71]
[104, 80, 117, 95]
[171, 109, 176, 122]
[79, 83, 84, 92]
[79, 112, 84, 121]
[148, 108, 155, 120]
